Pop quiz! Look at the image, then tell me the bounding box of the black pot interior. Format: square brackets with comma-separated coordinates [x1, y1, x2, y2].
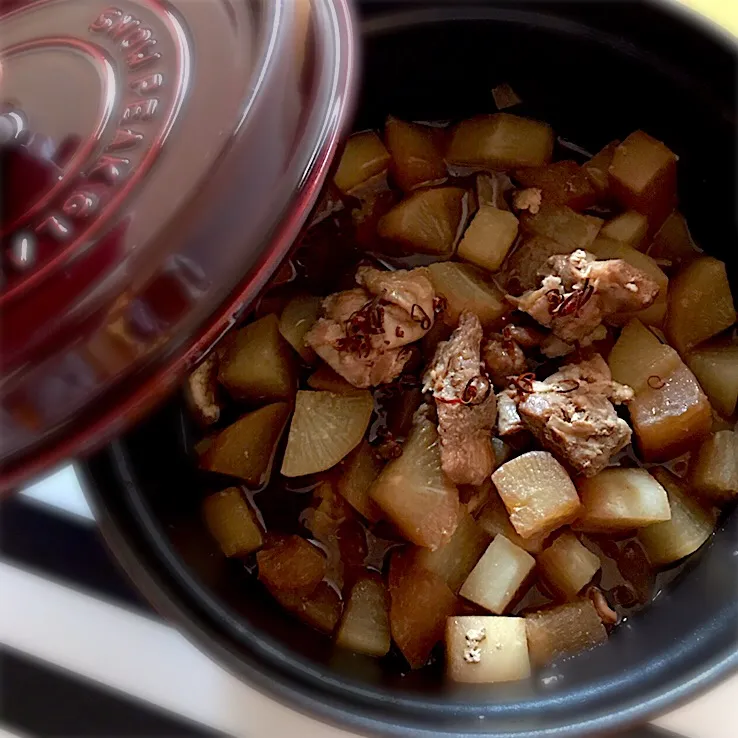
[82, 3, 738, 736]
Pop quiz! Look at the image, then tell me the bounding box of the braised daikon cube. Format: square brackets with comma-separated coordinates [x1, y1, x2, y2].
[270, 582, 343, 634]
[257, 534, 326, 596]
[457, 205, 519, 273]
[200, 402, 291, 487]
[575, 468, 671, 532]
[389, 551, 458, 669]
[385, 116, 447, 191]
[475, 491, 548, 554]
[666, 257, 736, 355]
[648, 211, 699, 263]
[218, 314, 298, 403]
[514, 161, 597, 211]
[336, 575, 391, 657]
[427, 262, 509, 329]
[525, 600, 607, 666]
[369, 413, 460, 551]
[583, 140, 619, 194]
[447, 114, 554, 171]
[607, 319, 682, 394]
[202, 488, 263, 557]
[459, 535, 535, 614]
[520, 203, 603, 251]
[279, 294, 322, 363]
[690, 431, 738, 502]
[334, 131, 391, 194]
[630, 364, 712, 461]
[377, 187, 467, 256]
[600, 211, 649, 250]
[638, 468, 716, 566]
[537, 532, 601, 599]
[686, 342, 738, 417]
[413, 507, 491, 593]
[335, 440, 384, 522]
[446, 615, 531, 683]
[608, 131, 678, 231]
[491, 451, 582, 539]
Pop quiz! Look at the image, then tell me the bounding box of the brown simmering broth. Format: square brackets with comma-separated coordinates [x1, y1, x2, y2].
[187, 113, 737, 682]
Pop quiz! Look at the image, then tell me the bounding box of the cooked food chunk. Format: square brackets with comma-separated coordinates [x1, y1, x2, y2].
[629, 364, 712, 462]
[202, 488, 263, 557]
[306, 266, 435, 388]
[608, 130, 677, 231]
[690, 431, 738, 502]
[446, 616, 531, 683]
[600, 211, 649, 250]
[666, 256, 736, 355]
[525, 600, 607, 666]
[200, 403, 291, 486]
[424, 312, 497, 485]
[457, 205, 519, 273]
[369, 407, 460, 550]
[460, 535, 535, 614]
[514, 161, 598, 211]
[427, 261, 509, 329]
[334, 130, 391, 194]
[385, 116, 447, 192]
[218, 314, 298, 404]
[513, 355, 634, 477]
[516, 250, 660, 343]
[389, 550, 458, 668]
[537, 531, 601, 599]
[491, 451, 581, 539]
[336, 575, 392, 657]
[377, 187, 467, 256]
[686, 342, 738, 417]
[575, 468, 672, 532]
[638, 469, 715, 566]
[281, 391, 374, 477]
[447, 113, 554, 171]
[257, 534, 326, 596]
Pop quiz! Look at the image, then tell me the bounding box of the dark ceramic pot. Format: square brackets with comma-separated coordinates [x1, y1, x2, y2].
[82, 2, 738, 737]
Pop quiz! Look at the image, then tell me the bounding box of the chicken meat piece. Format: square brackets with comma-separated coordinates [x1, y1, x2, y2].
[483, 333, 529, 388]
[496, 389, 525, 437]
[513, 354, 634, 477]
[306, 267, 435, 388]
[424, 312, 497, 486]
[515, 250, 660, 343]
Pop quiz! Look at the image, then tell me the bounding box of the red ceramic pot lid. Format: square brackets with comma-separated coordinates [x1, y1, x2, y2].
[0, 0, 358, 491]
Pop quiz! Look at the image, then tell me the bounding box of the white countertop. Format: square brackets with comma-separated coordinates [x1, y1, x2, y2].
[2, 465, 736, 737]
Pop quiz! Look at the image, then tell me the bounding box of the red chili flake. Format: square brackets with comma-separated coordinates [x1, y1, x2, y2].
[551, 279, 595, 317]
[510, 372, 536, 394]
[461, 375, 492, 406]
[647, 375, 666, 390]
[433, 295, 447, 315]
[410, 303, 432, 330]
[556, 379, 580, 393]
[337, 296, 387, 357]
